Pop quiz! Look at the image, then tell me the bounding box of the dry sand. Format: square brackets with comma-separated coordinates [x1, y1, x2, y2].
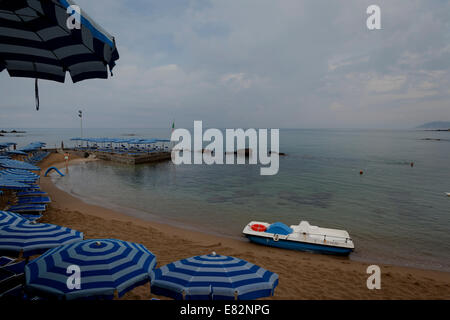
[36, 152, 450, 300]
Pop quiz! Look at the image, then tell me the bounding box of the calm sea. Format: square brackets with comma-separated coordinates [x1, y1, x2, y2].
[2, 128, 449, 271]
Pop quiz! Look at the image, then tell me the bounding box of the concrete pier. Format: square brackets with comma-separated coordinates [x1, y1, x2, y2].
[69, 149, 171, 165]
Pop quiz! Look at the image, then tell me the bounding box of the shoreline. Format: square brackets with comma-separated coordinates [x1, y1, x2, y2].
[38, 153, 450, 299]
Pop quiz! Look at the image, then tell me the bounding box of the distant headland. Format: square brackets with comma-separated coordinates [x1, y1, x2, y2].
[417, 122, 450, 131]
[0, 129, 27, 136]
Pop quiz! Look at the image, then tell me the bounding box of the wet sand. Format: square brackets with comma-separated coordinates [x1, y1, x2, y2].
[37, 152, 450, 300]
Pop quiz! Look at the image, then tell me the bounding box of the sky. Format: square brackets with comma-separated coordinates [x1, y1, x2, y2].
[1, 0, 449, 129]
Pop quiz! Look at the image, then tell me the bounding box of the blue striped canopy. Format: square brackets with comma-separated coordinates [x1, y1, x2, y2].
[25, 239, 157, 300]
[0, 211, 29, 228]
[0, 221, 83, 257]
[0, 0, 119, 83]
[70, 137, 169, 145]
[151, 253, 279, 300]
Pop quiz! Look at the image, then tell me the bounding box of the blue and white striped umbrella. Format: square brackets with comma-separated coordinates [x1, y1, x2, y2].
[25, 239, 157, 300]
[0, 211, 29, 228]
[151, 253, 279, 300]
[0, 0, 119, 110]
[0, 221, 83, 257]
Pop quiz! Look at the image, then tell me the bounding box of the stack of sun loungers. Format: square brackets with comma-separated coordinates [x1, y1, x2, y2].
[0, 147, 53, 300]
[8, 191, 50, 221]
[0, 164, 51, 222]
[0, 257, 41, 300]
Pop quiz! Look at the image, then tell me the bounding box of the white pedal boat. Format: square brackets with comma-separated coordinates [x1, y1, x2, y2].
[243, 221, 355, 255]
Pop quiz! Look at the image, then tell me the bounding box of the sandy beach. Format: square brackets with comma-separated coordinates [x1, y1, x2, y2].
[36, 152, 450, 300]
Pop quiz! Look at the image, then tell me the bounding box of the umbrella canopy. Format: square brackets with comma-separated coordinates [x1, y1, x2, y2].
[25, 239, 157, 300]
[0, 210, 29, 228]
[150, 253, 279, 300]
[0, 0, 119, 109]
[0, 0, 119, 82]
[0, 220, 83, 257]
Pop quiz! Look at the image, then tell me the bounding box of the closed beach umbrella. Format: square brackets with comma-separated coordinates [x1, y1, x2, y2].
[25, 239, 156, 300]
[0, 211, 29, 228]
[151, 253, 279, 300]
[0, 0, 119, 110]
[0, 220, 83, 257]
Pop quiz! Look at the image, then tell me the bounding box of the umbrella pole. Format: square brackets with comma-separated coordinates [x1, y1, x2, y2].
[35, 78, 40, 111]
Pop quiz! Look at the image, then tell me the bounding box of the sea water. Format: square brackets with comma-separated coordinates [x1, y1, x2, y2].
[3, 128, 449, 271]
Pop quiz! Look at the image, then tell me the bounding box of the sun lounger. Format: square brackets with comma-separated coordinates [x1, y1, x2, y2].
[8, 204, 47, 213]
[0, 256, 15, 267]
[16, 196, 51, 204]
[18, 214, 43, 222]
[0, 261, 26, 297]
[0, 284, 23, 299]
[16, 191, 48, 197]
[24, 184, 40, 190]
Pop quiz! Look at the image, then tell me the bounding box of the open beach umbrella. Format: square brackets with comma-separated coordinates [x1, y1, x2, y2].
[0, 210, 29, 228]
[0, 220, 83, 257]
[25, 239, 156, 300]
[150, 253, 279, 300]
[0, 0, 120, 110]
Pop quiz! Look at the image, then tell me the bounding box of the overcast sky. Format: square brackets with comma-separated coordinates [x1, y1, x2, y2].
[1, 0, 449, 129]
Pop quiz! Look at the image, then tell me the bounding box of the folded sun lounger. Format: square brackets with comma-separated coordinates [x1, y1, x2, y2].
[18, 214, 43, 222]
[0, 260, 26, 297]
[8, 204, 47, 213]
[0, 256, 15, 267]
[16, 196, 51, 204]
[16, 191, 48, 197]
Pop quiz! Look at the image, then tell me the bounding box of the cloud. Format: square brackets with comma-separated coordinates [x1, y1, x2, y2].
[1, 0, 449, 129]
[366, 75, 406, 93]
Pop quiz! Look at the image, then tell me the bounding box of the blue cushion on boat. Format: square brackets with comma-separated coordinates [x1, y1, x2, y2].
[266, 222, 293, 235]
